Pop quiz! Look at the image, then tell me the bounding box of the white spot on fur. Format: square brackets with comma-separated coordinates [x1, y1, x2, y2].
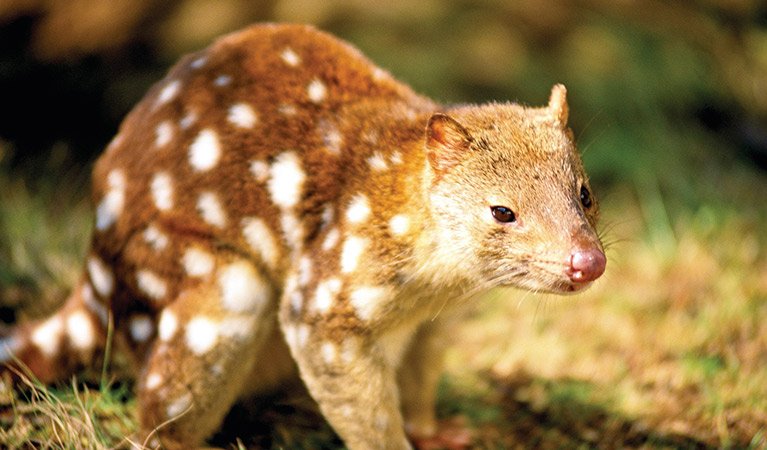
[281, 47, 301, 67]
[180, 109, 198, 129]
[218, 261, 270, 314]
[228, 103, 257, 128]
[320, 341, 338, 364]
[295, 324, 310, 349]
[158, 309, 178, 341]
[317, 119, 342, 155]
[214, 74, 232, 86]
[145, 372, 162, 390]
[66, 310, 95, 351]
[95, 169, 126, 230]
[210, 363, 225, 377]
[88, 256, 114, 297]
[182, 247, 215, 277]
[314, 277, 342, 314]
[143, 224, 169, 251]
[150, 172, 174, 211]
[156, 80, 180, 107]
[390, 151, 403, 165]
[340, 336, 361, 365]
[105, 134, 123, 153]
[307, 78, 327, 103]
[268, 151, 305, 209]
[82, 283, 109, 325]
[285, 274, 303, 315]
[363, 129, 378, 145]
[349, 286, 391, 321]
[346, 195, 371, 224]
[367, 152, 388, 171]
[340, 236, 367, 273]
[197, 191, 227, 228]
[320, 205, 334, 229]
[136, 269, 168, 300]
[280, 212, 305, 250]
[242, 217, 279, 270]
[188, 129, 221, 171]
[155, 121, 173, 148]
[250, 160, 269, 183]
[166, 392, 192, 418]
[389, 214, 410, 237]
[190, 56, 207, 69]
[130, 315, 154, 343]
[185, 317, 218, 355]
[373, 67, 389, 81]
[282, 323, 297, 347]
[298, 256, 312, 287]
[278, 103, 297, 116]
[31, 316, 63, 358]
[218, 317, 256, 340]
[322, 228, 340, 251]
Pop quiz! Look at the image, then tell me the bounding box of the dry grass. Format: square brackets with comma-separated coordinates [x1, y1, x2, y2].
[0, 369, 135, 449]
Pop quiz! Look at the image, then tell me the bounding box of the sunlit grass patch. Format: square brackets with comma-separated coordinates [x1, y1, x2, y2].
[0, 370, 135, 449]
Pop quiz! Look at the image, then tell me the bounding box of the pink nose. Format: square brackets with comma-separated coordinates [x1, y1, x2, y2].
[567, 248, 606, 283]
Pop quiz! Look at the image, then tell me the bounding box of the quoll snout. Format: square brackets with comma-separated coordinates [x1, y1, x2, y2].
[567, 247, 607, 283]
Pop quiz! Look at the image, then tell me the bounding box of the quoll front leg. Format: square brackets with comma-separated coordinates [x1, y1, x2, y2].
[135, 254, 276, 449]
[398, 322, 445, 439]
[399, 322, 473, 450]
[281, 316, 413, 450]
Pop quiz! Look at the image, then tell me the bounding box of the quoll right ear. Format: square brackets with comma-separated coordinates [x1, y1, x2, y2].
[425, 113, 473, 174]
[547, 84, 569, 126]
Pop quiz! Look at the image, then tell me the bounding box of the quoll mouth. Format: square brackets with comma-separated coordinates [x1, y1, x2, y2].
[561, 280, 593, 293]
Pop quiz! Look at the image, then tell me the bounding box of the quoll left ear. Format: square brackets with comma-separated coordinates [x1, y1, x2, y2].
[547, 84, 569, 126]
[425, 113, 473, 174]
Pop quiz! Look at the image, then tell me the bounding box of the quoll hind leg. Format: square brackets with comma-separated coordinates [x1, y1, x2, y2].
[135, 258, 276, 450]
[0, 281, 108, 385]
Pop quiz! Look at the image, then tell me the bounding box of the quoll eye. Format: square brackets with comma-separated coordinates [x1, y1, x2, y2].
[491, 206, 516, 223]
[580, 185, 593, 208]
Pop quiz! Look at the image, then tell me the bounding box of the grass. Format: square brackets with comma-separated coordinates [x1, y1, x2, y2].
[0, 370, 135, 449]
[1, 154, 766, 449]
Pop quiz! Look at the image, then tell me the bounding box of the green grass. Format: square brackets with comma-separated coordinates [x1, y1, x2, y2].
[1, 158, 766, 449]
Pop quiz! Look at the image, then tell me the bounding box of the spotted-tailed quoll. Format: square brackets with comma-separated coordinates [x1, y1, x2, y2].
[0, 23, 606, 450]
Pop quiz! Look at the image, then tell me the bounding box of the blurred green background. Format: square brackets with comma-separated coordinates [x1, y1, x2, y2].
[1, 1, 766, 449]
[2, 0, 767, 209]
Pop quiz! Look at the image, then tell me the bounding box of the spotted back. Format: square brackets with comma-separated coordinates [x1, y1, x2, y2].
[86, 24, 434, 331]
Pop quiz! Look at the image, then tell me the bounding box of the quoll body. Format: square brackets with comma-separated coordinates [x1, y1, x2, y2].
[1, 24, 606, 450]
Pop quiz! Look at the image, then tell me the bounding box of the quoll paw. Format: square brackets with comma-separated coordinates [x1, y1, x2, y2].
[408, 416, 473, 450]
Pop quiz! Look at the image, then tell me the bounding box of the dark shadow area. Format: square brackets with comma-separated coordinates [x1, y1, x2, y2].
[204, 371, 728, 450]
[486, 371, 723, 450]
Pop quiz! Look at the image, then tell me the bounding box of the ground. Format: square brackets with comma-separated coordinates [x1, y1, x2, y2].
[1, 162, 766, 449]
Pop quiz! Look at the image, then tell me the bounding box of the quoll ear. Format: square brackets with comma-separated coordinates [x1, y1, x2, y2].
[425, 113, 472, 173]
[547, 84, 569, 126]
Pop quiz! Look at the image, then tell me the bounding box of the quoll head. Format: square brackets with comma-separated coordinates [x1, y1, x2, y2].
[425, 84, 605, 294]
